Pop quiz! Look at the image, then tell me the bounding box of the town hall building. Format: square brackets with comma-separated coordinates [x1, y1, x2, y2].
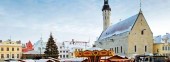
[95, 0, 153, 57]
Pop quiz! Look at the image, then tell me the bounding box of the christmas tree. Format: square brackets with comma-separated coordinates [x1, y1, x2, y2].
[44, 33, 59, 59]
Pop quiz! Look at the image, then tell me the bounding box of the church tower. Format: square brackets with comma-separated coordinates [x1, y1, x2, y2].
[102, 0, 111, 31]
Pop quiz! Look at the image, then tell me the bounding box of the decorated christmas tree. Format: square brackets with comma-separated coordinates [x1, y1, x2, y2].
[44, 33, 59, 59]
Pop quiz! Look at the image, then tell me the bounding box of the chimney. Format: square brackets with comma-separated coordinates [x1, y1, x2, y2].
[0, 40, 2, 43]
[72, 39, 74, 42]
[16, 40, 21, 44]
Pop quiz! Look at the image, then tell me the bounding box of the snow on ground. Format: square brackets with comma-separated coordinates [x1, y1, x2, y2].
[22, 59, 54, 62]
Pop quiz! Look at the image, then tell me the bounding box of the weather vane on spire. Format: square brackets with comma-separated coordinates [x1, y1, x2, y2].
[140, 0, 142, 10]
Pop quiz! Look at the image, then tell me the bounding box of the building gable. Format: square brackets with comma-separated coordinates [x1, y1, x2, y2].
[128, 11, 153, 55]
[130, 12, 152, 35]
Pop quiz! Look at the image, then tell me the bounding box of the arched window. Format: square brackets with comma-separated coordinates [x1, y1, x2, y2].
[141, 29, 146, 35]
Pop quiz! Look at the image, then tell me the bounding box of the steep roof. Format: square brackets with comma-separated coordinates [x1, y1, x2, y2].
[154, 33, 170, 43]
[98, 13, 141, 40]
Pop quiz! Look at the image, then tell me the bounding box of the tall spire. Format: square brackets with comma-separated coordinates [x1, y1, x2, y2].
[104, 0, 108, 4]
[102, 0, 111, 31]
[102, 0, 111, 11]
[40, 34, 42, 40]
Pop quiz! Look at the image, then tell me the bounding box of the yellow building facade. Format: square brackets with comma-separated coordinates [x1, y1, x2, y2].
[153, 43, 170, 56]
[0, 40, 22, 60]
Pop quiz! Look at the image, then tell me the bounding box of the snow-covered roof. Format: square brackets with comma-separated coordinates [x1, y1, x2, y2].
[24, 50, 40, 54]
[22, 59, 55, 62]
[154, 33, 170, 43]
[98, 14, 139, 40]
[87, 47, 102, 51]
[60, 58, 84, 61]
[154, 35, 162, 43]
[34, 39, 46, 47]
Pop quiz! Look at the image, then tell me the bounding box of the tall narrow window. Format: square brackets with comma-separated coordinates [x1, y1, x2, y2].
[115, 47, 116, 53]
[163, 46, 164, 50]
[17, 48, 19, 51]
[12, 48, 14, 51]
[165, 46, 167, 50]
[17, 54, 19, 58]
[66, 55, 69, 58]
[145, 46, 147, 52]
[1, 48, 3, 51]
[12, 54, 14, 58]
[1, 54, 4, 58]
[135, 45, 136, 52]
[60, 55, 62, 58]
[121, 46, 122, 53]
[141, 30, 144, 35]
[7, 54, 9, 58]
[117, 47, 119, 53]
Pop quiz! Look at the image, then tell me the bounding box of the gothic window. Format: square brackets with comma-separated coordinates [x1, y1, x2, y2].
[141, 30, 144, 35]
[135, 45, 136, 52]
[145, 46, 147, 52]
[141, 29, 146, 35]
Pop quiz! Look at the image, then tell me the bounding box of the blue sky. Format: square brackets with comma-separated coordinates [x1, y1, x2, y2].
[0, 0, 170, 44]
